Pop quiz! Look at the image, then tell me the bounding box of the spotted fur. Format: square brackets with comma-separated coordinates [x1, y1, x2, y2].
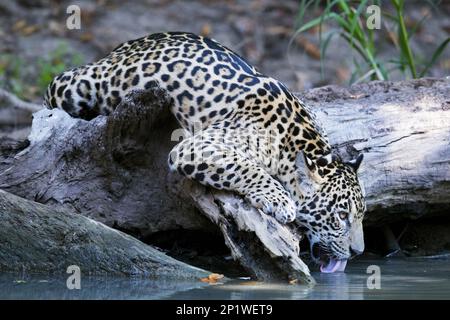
[44, 32, 366, 262]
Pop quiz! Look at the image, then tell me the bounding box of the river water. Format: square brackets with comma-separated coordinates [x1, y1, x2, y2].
[1, 257, 449, 300]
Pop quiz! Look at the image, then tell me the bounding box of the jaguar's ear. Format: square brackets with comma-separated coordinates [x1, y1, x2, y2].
[346, 153, 364, 172]
[296, 151, 332, 189]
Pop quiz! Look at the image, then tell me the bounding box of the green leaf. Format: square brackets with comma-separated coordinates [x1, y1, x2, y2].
[319, 31, 338, 80]
[419, 37, 450, 77]
[392, 0, 417, 78]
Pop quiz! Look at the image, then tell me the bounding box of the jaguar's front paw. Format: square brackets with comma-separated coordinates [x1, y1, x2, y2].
[248, 192, 297, 224]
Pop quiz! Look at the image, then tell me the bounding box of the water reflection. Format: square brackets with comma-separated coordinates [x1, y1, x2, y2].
[0, 258, 449, 300]
[169, 258, 450, 300]
[315, 273, 364, 300]
[170, 274, 361, 300]
[0, 276, 208, 300]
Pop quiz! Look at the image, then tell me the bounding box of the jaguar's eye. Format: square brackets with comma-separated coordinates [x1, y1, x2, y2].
[339, 211, 348, 220]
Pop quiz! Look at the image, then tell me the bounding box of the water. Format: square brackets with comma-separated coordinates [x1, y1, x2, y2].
[1, 257, 449, 300]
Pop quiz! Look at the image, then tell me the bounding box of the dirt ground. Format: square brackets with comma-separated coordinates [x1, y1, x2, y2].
[1, 0, 449, 103]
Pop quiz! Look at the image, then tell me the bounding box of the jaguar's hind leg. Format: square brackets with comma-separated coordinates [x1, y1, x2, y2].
[168, 133, 296, 224]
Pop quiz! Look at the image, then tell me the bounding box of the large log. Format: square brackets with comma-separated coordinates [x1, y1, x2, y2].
[297, 78, 450, 225]
[0, 189, 210, 279]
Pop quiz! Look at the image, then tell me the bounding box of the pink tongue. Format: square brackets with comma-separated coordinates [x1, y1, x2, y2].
[320, 259, 347, 273]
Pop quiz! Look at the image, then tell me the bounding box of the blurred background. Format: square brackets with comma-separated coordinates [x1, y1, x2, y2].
[0, 0, 449, 103]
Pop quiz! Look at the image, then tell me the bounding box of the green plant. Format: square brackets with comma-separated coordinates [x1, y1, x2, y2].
[293, 0, 449, 83]
[0, 54, 26, 98]
[0, 42, 83, 101]
[36, 43, 84, 93]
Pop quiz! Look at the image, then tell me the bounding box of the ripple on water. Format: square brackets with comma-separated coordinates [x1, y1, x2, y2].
[0, 258, 449, 300]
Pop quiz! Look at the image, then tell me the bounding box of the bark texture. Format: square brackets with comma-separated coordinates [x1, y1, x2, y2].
[298, 78, 450, 225]
[0, 189, 210, 279]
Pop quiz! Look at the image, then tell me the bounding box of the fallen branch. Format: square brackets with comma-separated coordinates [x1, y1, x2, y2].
[0, 88, 42, 113]
[191, 188, 311, 282]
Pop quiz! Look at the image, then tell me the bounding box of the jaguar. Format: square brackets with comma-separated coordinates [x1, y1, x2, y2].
[44, 32, 366, 273]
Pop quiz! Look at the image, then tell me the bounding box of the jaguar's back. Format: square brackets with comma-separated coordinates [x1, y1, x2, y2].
[44, 32, 280, 132]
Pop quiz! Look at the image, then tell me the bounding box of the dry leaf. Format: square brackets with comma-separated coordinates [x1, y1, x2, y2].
[386, 30, 398, 46]
[308, 24, 326, 35]
[266, 26, 291, 37]
[296, 37, 321, 60]
[336, 67, 350, 84]
[404, 16, 421, 31]
[12, 20, 27, 32]
[200, 24, 212, 37]
[288, 278, 298, 285]
[200, 273, 224, 283]
[12, 20, 39, 36]
[80, 33, 94, 42]
[21, 25, 39, 36]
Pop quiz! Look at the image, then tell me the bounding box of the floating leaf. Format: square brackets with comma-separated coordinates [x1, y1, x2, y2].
[200, 273, 224, 283]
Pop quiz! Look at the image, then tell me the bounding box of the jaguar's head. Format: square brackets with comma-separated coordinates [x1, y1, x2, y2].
[296, 152, 365, 273]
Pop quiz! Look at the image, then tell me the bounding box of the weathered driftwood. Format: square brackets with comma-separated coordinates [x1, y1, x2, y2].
[298, 78, 450, 225]
[0, 86, 313, 283]
[1, 90, 212, 237]
[0, 189, 210, 279]
[190, 188, 310, 282]
[0, 78, 449, 282]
